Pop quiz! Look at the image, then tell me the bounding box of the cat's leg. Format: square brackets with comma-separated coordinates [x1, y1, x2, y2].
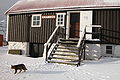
[19, 69, 22, 73]
[24, 70, 26, 72]
[14, 69, 17, 74]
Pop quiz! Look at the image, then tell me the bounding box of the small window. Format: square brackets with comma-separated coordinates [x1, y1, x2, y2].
[106, 46, 112, 54]
[92, 27, 100, 39]
[31, 14, 42, 27]
[56, 13, 66, 26]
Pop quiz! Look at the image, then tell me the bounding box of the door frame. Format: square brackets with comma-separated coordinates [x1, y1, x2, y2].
[66, 11, 80, 39]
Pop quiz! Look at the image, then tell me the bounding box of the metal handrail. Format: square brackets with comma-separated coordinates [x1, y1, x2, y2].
[44, 26, 64, 61]
[77, 25, 102, 66]
[77, 27, 86, 66]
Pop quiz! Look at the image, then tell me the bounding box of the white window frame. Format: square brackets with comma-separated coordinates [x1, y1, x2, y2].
[56, 13, 66, 26]
[31, 14, 42, 27]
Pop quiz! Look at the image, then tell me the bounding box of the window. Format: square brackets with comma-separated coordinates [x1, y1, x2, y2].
[106, 46, 112, 54]
[56, 13, 66, 26]
[92, 27, 100, 39]
[31, 14, 42, 27]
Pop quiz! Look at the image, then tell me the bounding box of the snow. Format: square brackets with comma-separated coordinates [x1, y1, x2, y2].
[0, 46, 120, 80]
[104, 0, 120, 3]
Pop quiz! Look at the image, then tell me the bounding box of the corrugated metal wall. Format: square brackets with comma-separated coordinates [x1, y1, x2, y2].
[93, 9, 120, 44]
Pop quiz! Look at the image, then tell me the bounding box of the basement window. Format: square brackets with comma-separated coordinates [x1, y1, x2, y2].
[106, 46, 112, 54]
[56, 13, 66, 26]
[31, 14, 42, 27]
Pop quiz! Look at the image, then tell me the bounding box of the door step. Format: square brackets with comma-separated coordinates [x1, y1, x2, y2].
[48, 60, 78, 66]
[52, 53, 78, 57]
[58, 46, 79, 50]
[52, 57, 79, 61]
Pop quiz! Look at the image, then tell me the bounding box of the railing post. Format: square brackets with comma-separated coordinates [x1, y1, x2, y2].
[77, 49, 81, 66]
[45, 45, 48, 61]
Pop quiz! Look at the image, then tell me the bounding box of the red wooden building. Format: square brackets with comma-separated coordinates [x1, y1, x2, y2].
[0, 34, 3, 46]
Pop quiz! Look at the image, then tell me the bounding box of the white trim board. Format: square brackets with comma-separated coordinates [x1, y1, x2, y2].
[6, 15, 9, 41]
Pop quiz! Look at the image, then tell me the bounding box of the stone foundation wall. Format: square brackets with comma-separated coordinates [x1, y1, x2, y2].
[85, 44, 101, 60]
[8, 42, 29, 56]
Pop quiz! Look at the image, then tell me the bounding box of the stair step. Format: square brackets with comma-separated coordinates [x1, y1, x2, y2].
[59, 41, 78, 45]
[52, 53, 78, 57]
[58, 46, 79, 50]
[56, 50, 78, 53]
[60, 38, 79, 42]
[52, 57, 79, 61]
[48, 60, 78, 65]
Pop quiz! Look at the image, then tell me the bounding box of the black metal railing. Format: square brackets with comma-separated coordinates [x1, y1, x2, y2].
[77, 28, 86, 66]
[101, 28, 120, 44]
[77, 26, 102, 66]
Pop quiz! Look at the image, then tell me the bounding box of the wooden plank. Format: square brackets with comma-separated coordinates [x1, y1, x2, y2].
[93, 9, 120, 44]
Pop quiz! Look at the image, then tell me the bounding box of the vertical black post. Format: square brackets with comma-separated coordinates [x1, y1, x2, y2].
[77, 49, 81, 67]
[83, 28, 86, 60]
[45, 45, 48, 61]
[58, 26, 60, 39]
[100, 27, 102, 44]
[83, 45, 86, 60]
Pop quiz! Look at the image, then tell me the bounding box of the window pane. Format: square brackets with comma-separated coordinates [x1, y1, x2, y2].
[58, 15, 60, 18]
[61, 22, 63, 24]
[106, 46, 112, 49]
[58, 22, 60, 25]
[33, 16, 37, 20]
[61, 15, 63, 18]
[36, 21, 40, 25]
[61, 19, 63, 21]
[33, 21, 36, 25]
[37, 16, 40, 20]
[106, 50, 112, 54]
[106, 46, 112, 54]
[58, 19, 60, 21]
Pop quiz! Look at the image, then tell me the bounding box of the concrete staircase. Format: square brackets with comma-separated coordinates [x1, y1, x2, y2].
[48, 38, 80, 66]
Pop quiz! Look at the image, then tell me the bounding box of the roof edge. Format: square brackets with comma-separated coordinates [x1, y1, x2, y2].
[6, 6, 120, 15]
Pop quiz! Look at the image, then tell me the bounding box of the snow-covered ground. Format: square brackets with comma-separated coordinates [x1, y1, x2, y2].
[0, 46, 120, 80]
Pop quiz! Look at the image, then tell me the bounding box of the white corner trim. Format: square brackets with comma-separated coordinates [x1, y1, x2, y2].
[66, 12, 70, 39]
[6, 15, 9, 41]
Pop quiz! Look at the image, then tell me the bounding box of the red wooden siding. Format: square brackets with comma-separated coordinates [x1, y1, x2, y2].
[0, 35, 3, 46]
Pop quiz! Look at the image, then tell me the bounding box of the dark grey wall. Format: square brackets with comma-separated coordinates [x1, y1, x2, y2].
[93, 9, 120, 44]
[8, 14, 30, 42]
[8, 12, 66, 43]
